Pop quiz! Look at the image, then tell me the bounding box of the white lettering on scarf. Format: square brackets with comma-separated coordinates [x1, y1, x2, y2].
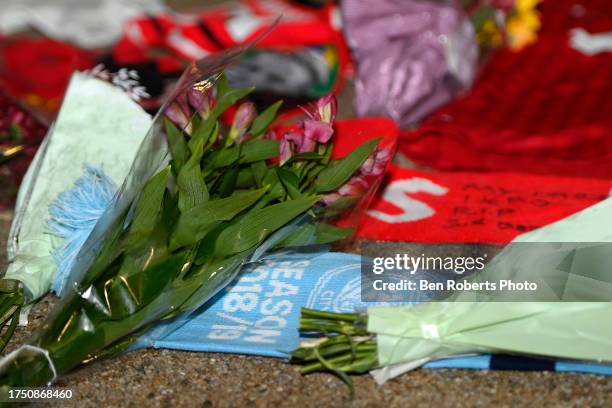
[367, 177, 448, 223]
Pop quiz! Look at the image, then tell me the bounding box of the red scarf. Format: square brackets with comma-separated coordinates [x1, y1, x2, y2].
[357, 164, 611, 243]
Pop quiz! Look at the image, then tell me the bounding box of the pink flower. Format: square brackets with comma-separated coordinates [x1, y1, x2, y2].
[320, 193, 341, 206]
[303, 119, 333, 144]
[308, 94, 337, 124]
[280, 94, 338, 165]
[188, 86, 212, 118]
[320, 146, 392, 206]
[360, 147, 392, 177]
[321, 176, 369, 205]
[279, 136, 293, 165]
[229, 102, 256, 143]
[338, 176, 369, 196]
[280, 131, 316, 165]
[165, 94, 191, 132]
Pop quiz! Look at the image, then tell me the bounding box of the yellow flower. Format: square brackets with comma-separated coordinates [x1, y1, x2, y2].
[477, 18, 503, 48]
[515, 0, 540, 13]
[506, 0, 542, 51]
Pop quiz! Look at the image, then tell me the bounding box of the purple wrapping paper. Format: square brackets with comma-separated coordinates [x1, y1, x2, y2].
[342, 0, 478, 128]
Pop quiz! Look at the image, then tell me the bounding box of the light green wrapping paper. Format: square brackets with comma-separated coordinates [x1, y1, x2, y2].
[5, 72, 151, 301]
[370, 196, 612, 369]
[371, 302, 612, 366]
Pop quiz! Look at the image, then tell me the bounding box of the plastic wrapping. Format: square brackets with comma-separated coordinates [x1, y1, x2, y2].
[5, 73, 151, 302]
[370, 302, 612, 368]
[291, 197, 612, 387]
[369, 196, 612, 381]
[0, 43, 394, 387]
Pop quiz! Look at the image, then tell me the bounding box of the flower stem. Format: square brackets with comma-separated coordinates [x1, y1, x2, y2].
[291, 309, 379, 394]
[0, 279, 24, 353]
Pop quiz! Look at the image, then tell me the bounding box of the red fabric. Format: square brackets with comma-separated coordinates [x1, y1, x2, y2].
[356, 164, 611, 243]
[0, 90, 48, 209]
[113, 0, 349, 78]
[0, 37, 94, 113]
[399, 0, 612, 179]
[332, 117, 398, 160]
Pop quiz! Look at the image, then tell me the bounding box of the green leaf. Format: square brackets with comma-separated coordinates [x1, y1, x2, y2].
[250, 100, 283, 137]
[214, 166, 239, 198]
[177, 139, 209, 212]
[236, 167, 255, 188]
[240, 140, 279, 163]
[106, 252, 186, 319]
[294, 152, 327, 161]
[188, 116, 214, 153]
[165, 120, 188, 173]
[301, 163, 325, 191]
[209, 140, 279, 169]
[277, 168, 302, 199]
[193, 222, 227, 265]
[125, 166, 171, 245]
[213, 86, 255, 118]
[314, 138, 381, 193]
[215, 73, 229, 97]
[81, 212, 128, 285]
[251, 161, 267, 187]
[209, 147, 240, 168]
[471, 4, 496, 30]
[178, 163, 209, 212]
[260, 169, 286, 203]
[8, 124, 23, 143]
[187, 83, 253, 152]
[170, 188, 266, 250]
[214, 195, 320, 257]
[177, 252, 249, 311]
[274, 222, 353, 248]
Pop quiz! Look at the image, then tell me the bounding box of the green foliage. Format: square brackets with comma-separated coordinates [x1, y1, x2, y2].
[250, 100, 283, 137]
[314, 138, 380, 193]
[0, 78, 386, 389]
[214, 195, 321, 257]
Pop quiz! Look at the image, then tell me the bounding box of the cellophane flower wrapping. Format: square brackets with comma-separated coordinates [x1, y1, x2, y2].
[371, 197, 612, 377]
[291, 197, 612, 387]
[0, 45, 394, 388]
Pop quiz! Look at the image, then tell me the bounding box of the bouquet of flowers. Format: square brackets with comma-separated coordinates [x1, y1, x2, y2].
[0, 71, 151, 358]
[465, 0, 542, 51]
[0, 90, 48, 351]
[292, 197, 612, 394]
[0, 48, 393, 388]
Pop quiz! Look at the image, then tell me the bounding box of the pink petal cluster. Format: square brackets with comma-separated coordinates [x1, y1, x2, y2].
[321, 146, 393, 205]
[360, 147, 393, 177]
[165, 86, 213, 133]
[321, 176, 369, 205]
[230, 102, 257, 143]
[188, 87, 212, 119]
[309, 94, 338, 124]
[165, 94, 191, 132]
[280, 95, 337, 165]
